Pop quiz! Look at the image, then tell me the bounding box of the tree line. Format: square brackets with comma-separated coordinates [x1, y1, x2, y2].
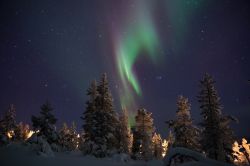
[0, 73, 249, 165]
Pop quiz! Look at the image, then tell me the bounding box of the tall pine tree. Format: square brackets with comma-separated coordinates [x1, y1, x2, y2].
[95, 73, 120, 156]
[132, 108, 154, 160]
[119, 108, 132, 154]
[167, 95, 200, 152]
[82, 73, 120, 157]
[81, 80, 98, 154]
[198, 73, 235, 162]
[31, 101, 58, 144]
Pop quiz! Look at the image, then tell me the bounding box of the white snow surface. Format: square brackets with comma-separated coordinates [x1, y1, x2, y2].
[0, 143, 235, 166]
[0, 143, 163, 166]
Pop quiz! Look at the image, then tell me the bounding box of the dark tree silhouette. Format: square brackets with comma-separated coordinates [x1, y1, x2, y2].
[198, 73, 235, 162]
[31, 101, 58, 144]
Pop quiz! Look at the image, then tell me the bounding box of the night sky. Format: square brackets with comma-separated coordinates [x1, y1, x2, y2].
[0, 0, 249, 138]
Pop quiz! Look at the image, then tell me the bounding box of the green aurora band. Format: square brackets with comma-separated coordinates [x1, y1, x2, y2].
[113, 0, 206, 124]
[114, 1, 161, 114]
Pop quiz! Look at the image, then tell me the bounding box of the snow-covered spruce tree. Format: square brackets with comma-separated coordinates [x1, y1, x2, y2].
[81, 80, 98, 154]
[220, 114, 237, 162]
[31, 101, 58, 144]
[59, 123, 68, 149]
[167, 130, 175, 147]
[131, 126, 142, 159]
[132, 108, 154, 160]
[119, 108, 132, 154]
[167, 95, 200, 152]
[82, 74, 120, 157]
[152, 132, 163, 159]
[198, 73, 235, 162]
[59, 122, 78, 151]
[78, 129, 85, 151]
[0, 104, 17, 142]
[69, 122, 79, 150]
[94, 73, 120, 157]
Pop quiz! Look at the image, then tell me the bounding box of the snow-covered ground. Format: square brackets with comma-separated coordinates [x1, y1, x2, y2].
[0, 143, 235, 166]
[0, 143, 163, 166]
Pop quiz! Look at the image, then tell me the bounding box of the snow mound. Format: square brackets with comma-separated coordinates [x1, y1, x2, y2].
[163, 147, 234, 166]
[27, 134, 54, 157]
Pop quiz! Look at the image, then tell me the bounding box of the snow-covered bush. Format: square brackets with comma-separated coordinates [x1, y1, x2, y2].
[27, 134, 54, 157]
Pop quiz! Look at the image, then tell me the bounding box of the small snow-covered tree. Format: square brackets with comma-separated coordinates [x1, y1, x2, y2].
[31, 101, 58, 144]
[0, 104, 17, 141]
[14, 122, 31, 141]
[69, 122, 79, 150]
[59, 122, 78, 151]
[167, 130, 175, 147]
[152, 132, 163, 159]
[198, 73, 235, 162]
[167, 95, 200, 152]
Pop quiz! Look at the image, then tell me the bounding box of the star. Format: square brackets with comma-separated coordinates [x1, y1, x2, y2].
[156, 76, 163, 80]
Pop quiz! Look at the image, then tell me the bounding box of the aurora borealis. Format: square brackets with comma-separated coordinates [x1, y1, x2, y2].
[112, 0, 207, 113]
[0, 0, 250, 137]
[113, 0, 161, 112]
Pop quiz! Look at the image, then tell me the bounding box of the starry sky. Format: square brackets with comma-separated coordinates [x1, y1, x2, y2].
[0, 0, 249, 138]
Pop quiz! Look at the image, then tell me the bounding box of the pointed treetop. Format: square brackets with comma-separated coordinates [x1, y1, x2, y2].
[41, 101, 53, 112]
[100, 73, 108, 86]
[201, 73, 215, 84]
[176, 95, 191, 119]
[7, 104, 16, 118]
